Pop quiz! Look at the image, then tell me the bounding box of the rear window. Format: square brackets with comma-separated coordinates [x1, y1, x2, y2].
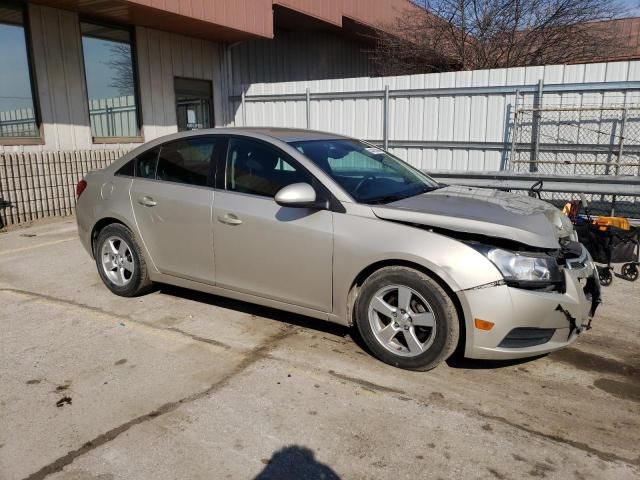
[136, 148, 160, 179]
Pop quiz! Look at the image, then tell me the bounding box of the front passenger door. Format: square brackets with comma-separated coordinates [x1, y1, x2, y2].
[212, 137, 333, 312]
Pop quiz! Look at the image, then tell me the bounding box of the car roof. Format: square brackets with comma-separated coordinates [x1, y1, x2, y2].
[196, 127, 350, 143]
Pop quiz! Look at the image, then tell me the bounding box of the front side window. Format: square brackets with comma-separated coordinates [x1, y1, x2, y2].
[81, 22, 139, 140]
[0, 2, 38, 139]
[290, 139, 440, 204]
[226, 138, 312, 198]
[156, 137, 216, 186]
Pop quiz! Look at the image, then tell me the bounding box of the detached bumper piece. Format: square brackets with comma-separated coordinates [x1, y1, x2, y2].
[498, 328, 556, 348]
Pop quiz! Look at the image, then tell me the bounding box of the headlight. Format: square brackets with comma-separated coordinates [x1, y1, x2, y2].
[471, 244, 563, 288]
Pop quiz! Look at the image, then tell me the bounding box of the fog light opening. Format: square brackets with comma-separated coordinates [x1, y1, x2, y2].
[474, 318, 495, 331]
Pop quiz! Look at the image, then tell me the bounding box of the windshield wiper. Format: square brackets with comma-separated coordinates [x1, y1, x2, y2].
[366, 194, 408, 205]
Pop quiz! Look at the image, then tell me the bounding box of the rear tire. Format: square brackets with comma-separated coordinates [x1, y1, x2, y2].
[354, 266, 459, 371]
[95, 223, 152, 297]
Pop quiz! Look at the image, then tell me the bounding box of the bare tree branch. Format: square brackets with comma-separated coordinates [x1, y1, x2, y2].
[371, 0, 632, 74]
[105, 43, 134, 96]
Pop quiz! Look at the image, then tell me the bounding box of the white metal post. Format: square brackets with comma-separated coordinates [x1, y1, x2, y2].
[383, 85, 389, 150]
[306, 88, 311, 129]
[241, 91, 246, 126]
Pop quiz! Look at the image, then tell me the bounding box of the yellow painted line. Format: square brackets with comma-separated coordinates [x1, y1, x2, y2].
[0, 237, 76, 256]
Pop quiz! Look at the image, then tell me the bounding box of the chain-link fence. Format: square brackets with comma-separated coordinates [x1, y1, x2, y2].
[510, 105, 640, 219]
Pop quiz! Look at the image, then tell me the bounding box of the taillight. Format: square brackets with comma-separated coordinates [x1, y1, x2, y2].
[76, 179, 88, 199]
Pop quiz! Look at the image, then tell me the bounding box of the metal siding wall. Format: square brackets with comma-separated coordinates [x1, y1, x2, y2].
[229, 29, 373, 89]
[233, 60, 640, 172]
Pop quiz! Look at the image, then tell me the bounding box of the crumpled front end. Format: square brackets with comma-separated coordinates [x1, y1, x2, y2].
[459, 244, 601, 360]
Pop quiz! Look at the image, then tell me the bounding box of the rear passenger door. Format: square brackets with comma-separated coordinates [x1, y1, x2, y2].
[130, 136, 217, 284]
[212, 136, 333, 312]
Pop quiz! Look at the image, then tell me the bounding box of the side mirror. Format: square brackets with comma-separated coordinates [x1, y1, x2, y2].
[275, 183, 325, 209]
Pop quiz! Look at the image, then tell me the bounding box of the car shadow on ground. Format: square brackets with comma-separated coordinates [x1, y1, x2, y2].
[253, 445, 341, 480]
[446, 354, 546, 370]
[156, 283, 350, 339]
[157, 283, 545, 371]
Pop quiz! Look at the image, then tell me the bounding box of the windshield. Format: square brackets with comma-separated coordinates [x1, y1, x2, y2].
[289, 139, 441, 204]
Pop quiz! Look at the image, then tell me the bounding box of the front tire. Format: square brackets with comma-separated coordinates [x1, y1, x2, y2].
[95, 223, 152, 297]
[355, 266, 459, 371]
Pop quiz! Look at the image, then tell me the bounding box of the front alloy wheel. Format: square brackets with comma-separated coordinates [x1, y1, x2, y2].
[368, 284, 437, 357]
[355, 266, 459, 371]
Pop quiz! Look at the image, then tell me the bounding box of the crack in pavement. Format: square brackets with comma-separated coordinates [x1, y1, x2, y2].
[0, 287, 236, 352]
[476, 411, 640, 468]
[21, 325, 297, 480]
[327, 369, 406, 395]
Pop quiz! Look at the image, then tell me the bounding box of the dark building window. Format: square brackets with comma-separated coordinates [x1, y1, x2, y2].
[81, 22, 140, 140]
[0, 2, 39, 140]
[175, 78, 213, 131]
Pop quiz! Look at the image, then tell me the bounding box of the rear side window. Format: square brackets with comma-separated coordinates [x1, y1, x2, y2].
[115, 159, 134, 176]
[157, 137, 216, 186]
[135, 147, 159, 179]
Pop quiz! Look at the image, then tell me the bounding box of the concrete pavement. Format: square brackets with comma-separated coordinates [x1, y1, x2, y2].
[1, 218, 639, 480]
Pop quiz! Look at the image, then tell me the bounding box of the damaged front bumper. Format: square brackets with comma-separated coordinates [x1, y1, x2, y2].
[458, 247, 601, 360]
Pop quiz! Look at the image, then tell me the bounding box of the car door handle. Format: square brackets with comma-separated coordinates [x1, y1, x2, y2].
[217, 213, 243, 226]
[138, 196, 157, 207]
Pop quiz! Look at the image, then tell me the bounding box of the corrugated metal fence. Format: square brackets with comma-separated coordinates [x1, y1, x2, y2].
[230, 61, 640, 172]
[0, 150, 128, 227]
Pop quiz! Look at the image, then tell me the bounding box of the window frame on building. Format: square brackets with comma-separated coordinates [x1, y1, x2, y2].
[174, 77, 215, 132]
[0, 0, 43, 146]
[78, 18, 144, 144]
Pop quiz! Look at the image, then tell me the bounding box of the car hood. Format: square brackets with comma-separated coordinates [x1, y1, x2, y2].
[371, 185, 574, 249]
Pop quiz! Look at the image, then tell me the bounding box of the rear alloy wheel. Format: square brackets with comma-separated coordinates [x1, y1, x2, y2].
[101, 236, 135, 287]
[355, 266, 459, 371]
[95, 223, 152, 297]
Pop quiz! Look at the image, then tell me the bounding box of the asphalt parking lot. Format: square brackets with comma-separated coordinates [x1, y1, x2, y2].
[1, 218, 639, 480]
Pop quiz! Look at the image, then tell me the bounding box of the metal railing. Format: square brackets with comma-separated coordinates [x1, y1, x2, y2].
[430, 170, 640, 220]
[0, 96, 137, 140]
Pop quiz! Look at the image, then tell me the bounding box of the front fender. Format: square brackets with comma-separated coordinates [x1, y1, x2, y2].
[331, 213, 502, 325]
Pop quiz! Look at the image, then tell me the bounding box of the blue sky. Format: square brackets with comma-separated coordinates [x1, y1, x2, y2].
[0, 24, 34, 112]
[82, 36, 133, 101]
[621, 0, 640, 15]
